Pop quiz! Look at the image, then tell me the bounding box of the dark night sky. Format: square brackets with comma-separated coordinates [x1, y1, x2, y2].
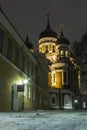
[0, 0, 87, 46]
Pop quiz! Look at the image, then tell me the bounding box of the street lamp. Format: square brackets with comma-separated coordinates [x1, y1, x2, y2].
[24, 79, 28, 84]
[74, 99, 78, 110]
[23, 77, 31, 84]
[74, 99, 78, 103]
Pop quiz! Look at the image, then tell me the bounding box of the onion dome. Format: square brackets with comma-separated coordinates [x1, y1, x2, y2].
[25, 36, 33, 51]
[39, 14, 58, 39]
[58, 30, 70, 45]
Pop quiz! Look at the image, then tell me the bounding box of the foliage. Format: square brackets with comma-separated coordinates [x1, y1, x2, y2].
[72, 32, 87, 58]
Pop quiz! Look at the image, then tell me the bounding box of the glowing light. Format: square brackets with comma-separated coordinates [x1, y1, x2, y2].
[56, 72, 62, 88]
[24, 79, 28, 84]
[17, 81, 23, 85]
[23, 78, 31, 85]
[74, 100, 78, 103]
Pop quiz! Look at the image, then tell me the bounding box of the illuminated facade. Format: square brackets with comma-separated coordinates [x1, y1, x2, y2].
[0, 7, 82, 111]
[38, 16, 80, 109]
[0, 8, 50, 111]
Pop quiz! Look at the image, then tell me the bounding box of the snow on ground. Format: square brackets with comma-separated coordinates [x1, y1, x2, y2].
[0, 110, 87, 130]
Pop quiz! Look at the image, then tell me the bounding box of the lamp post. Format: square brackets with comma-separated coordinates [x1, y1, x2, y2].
[74, 99, 78, 110]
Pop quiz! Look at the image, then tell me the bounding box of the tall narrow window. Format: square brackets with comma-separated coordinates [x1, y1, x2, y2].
[43, 45, 44, 52]
[31, 63, 33, 75]
[28, 86, 31, 99]
[65, 50, 69, 57]
[49, 45, 52, 52]
[52, 72, 56, 85]
[15, 46, 20, 67]
[56, 71, 62, 88]
[0, 28, 4, 53]
[22, 54, 26, 72]
[53, 46, 55, 52]
[7, 38, 12, 61]
[45, 46, 48, 53]
[53, 73, 55, 83]
[31, 63, 35, 79]
[27, 61, 30, 76]
[32, 88, 35, 101]
[64, 72, 67, 83]
[61, 50, 64, 56]
[38, 93, 41, 104]
[40, 47, 42, 52]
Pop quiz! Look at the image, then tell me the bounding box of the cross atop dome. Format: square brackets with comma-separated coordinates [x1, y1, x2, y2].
[46, 13, 50, 28]
[59, 24, 64, 37]
[39, 13, 58, 39]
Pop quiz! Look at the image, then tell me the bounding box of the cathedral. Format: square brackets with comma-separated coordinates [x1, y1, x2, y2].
[0, 8, 84, 111]
[38, 15, 80, 109]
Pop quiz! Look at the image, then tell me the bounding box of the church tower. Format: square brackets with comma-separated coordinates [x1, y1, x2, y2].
[39, 14, 58, 63]
[38, 16, 80, 109]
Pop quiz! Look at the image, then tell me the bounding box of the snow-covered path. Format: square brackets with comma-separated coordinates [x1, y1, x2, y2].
[0, 110, 87, 130]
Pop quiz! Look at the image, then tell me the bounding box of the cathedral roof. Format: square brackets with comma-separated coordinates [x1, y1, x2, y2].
[58, 31, 70, 45]
[39, 15, 58, 39]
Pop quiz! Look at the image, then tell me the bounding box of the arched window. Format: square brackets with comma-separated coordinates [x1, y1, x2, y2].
[60, 50, 64, 56]
[64, 72, 67, 83]
[45, 46, 48, 53]
[40, 47, 42, 52]
[42, 45, 44, 52]
[53, 46, 55, 52]
[65, 50, 69, 57]
[64, 94, 70, 105]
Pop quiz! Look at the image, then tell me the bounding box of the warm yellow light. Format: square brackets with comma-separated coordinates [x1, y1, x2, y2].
[17, 78, 29, 86]
[52, 55, 56, 62]
[17, 80, 23, 85]
[48, 72, 51, 86]
[61, 50, 64, 56]
[52, 71, 56, 86]
[65, 50, 69, 57]
[50, 71, 63, 89]
[56, 72, 62, 88]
